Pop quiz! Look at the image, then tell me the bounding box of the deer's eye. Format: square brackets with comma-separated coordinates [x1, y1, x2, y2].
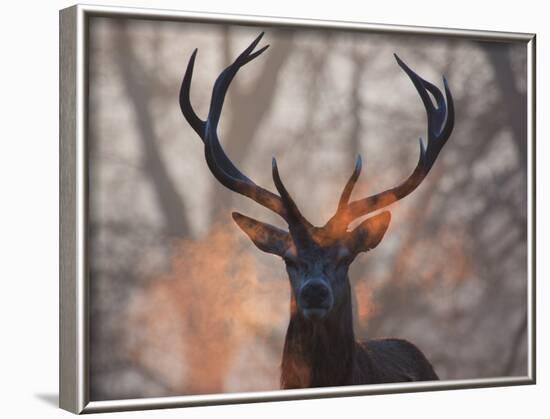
[284, 257, 303, 270]
[284, 258, 298, 269]
[335, 247, 352, 267]
[338, 254, 353, 266]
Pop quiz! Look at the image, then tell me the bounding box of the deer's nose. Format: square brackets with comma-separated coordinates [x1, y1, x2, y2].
[300, 281, 331, 309]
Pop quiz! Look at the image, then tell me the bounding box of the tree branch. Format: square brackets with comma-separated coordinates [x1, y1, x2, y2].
[113, 22, 190, 239]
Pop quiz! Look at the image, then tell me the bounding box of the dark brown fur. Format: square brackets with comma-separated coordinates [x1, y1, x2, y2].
[281, 291, 437, 388]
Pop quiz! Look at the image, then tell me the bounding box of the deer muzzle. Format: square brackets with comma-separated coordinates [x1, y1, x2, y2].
[299, 279, 334, 321]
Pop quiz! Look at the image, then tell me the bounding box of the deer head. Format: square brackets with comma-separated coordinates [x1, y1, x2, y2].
[179, 33, 454, 322]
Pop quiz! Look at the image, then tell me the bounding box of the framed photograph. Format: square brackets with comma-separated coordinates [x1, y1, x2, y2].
[59, 4, 536, 414]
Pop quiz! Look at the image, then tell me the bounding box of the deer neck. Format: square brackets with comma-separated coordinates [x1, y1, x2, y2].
[281, 283, 356, 388]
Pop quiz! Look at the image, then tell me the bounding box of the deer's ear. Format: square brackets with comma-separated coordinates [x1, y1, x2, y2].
[347, 211, 391, 255]
[232, 212, 293, 257]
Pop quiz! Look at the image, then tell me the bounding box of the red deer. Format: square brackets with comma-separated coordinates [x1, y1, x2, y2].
[179, 33, 454, 388]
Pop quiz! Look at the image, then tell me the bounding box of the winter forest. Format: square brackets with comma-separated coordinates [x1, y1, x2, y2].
[87, 17, 529, 400]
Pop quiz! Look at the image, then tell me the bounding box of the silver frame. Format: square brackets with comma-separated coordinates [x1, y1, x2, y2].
[59, 4, 536, 414]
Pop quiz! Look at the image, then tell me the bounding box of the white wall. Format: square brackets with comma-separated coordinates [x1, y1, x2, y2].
[0, 0, 545, 417]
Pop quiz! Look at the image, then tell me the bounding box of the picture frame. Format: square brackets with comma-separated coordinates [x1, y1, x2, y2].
[60, 3, 536, 414]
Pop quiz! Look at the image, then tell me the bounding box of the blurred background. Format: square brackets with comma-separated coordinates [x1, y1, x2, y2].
[87, 17, 528, 400]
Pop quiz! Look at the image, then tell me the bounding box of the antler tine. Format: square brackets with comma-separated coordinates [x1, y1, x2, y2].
[179, 49, 206, 139]
[394, 54, 454, 167]
[327, 55, 454, 229]
[180, 47, 247, 182]
[272, 158, 313, 232]
[323, 155, 362, 233]
[201, 33, 272, 188]
[179, 33, 308, 225]
[337, 155, 363, 211]
[206, 32, 268, 131]
[179, 35, 265, 183]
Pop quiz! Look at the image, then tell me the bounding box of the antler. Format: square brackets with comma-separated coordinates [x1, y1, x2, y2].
[180, 35, 454, 241]
[326, 54, 454, 233]
[179, 33, 312, 233]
